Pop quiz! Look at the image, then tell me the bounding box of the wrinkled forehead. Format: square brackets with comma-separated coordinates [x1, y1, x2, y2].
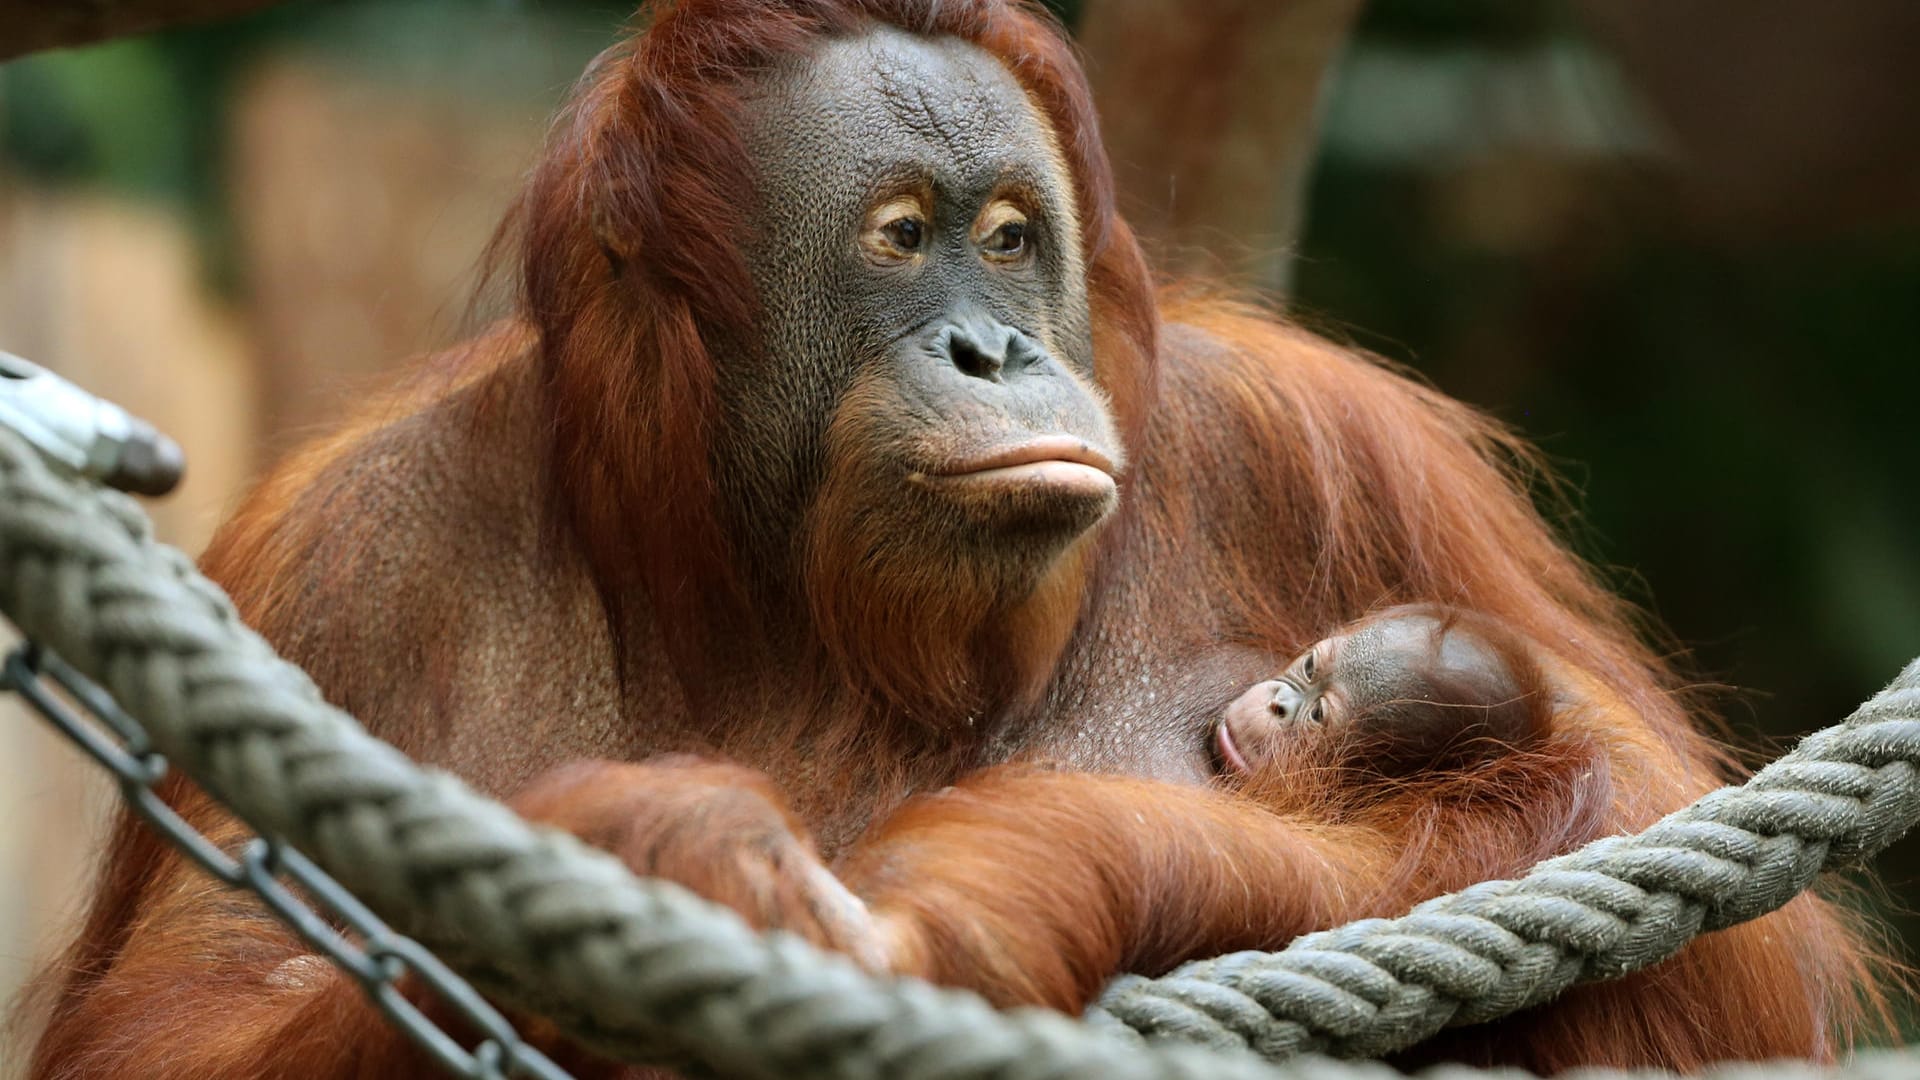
[741, 24, 1067, 202]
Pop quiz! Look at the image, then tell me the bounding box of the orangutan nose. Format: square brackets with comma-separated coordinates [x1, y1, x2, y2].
[1268, 681, 1304, 721]
[933, 312, 1045, 383]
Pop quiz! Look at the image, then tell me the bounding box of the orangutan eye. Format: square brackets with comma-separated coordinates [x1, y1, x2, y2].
[1301, 651, 1316, 680]
[1309, 700, 1326, 724]
[975, 202, 1031, 262]
[860, 196, 932, 265]
[988, 220, 1026, 254]
[884, 217, 926, 251]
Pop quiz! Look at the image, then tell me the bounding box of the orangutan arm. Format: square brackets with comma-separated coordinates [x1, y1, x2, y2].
[840, 770, 1388, 1011]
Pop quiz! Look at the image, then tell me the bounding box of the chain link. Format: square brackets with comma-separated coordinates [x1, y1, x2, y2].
[1, 642, 579, 1080]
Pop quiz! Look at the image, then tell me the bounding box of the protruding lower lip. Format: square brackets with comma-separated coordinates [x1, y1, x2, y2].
[1214, 721, 1252, 775]
[912, 436, 1118, 499]
[935, 436, 1116, 478]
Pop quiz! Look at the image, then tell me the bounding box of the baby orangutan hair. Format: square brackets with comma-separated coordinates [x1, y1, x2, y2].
[1216, 604, 1557, 779]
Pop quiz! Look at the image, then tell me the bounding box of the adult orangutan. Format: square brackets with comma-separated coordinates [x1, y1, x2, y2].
[27, 1, 1876, 1077]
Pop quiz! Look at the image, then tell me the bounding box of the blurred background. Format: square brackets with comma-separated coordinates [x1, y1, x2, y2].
[2, 0, 1917, 1060]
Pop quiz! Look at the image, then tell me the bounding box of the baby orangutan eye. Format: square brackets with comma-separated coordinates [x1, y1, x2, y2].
[987, 220, 1026, 254]
[1309, 700, 1326, 724]
[1301, 650, 1317, 680]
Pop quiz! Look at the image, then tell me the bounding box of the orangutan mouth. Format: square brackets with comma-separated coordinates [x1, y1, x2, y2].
[919, 436, 1118, 499]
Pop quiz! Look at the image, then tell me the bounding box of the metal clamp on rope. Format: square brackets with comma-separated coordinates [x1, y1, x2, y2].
[0, 349, 185, 496]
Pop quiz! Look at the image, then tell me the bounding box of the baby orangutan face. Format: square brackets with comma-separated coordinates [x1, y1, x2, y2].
[1215, 606, 1547, 777]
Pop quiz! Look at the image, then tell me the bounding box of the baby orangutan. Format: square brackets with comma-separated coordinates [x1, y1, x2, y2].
[834, 604, 1594, 1013]
[1214, 603, 1555, 779]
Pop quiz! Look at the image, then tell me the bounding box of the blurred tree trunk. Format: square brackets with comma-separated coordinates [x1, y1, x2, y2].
[0, 0, 279, 60]
[1078, 0, 1364, 292]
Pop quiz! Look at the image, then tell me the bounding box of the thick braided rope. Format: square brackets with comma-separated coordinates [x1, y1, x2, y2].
[1089, 667, 1920, 1056]
[3, 424, 1919, 1080]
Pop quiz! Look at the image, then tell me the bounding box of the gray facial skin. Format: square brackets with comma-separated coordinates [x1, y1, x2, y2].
[717, 26, 1122, 596]
[1216, 613, 1536, 775]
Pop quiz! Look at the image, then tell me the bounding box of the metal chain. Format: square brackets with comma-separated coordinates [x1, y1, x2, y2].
[1, 642, 578, 1080]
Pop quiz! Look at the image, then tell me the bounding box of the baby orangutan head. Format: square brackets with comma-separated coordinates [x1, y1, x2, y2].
[1216, 605, 1554, 777]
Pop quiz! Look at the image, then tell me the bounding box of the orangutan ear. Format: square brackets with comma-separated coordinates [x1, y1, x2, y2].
[590, 201, 628, 277]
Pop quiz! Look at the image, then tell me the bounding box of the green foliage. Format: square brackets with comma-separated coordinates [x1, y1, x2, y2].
[2, 40, 195, 198]
[0, 0, 604, 290]
[0, 4, 304, 288]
